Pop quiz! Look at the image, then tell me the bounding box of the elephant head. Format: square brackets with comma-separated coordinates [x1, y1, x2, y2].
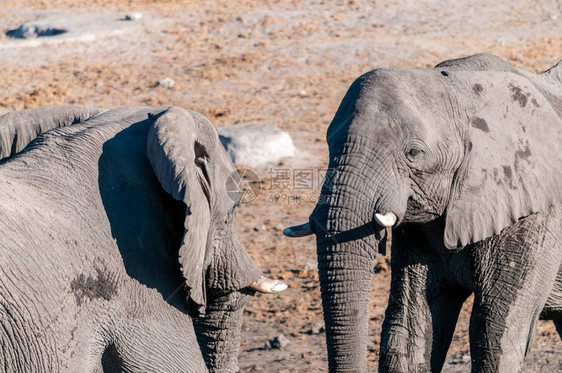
[146, 106, 286, 371]
[285, 54, 562, 371]
[147, 107, 263, 312]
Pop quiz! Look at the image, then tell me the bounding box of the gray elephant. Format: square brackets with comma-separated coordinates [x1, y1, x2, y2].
[285, 54, 562, 372]
[0, 105, 285, 372]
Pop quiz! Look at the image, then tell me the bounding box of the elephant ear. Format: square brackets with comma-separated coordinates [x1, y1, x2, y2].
[147, 106, 211, 312]
[444, 71, 562, 249]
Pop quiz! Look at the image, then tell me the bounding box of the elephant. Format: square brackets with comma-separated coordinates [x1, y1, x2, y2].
[284, 53, 562, 372]
[0, 105, 286, 372]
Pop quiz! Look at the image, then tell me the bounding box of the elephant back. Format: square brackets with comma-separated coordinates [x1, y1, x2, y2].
[0, 105, 105, 161]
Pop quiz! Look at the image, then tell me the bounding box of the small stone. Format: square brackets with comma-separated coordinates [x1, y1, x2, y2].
[310, 321, 325, 335]
[299, 90, 307, 97]
[374, 260, 389, 273]
[304, 259, 318, 271]
[275, 223, 284, 231]
[156, 78, 174, 88]
[268, 334, 289, 349]
[253, 224, 266, 232]
[124, 12, 143, 21]
[332, 12, 345, 21]
[260, 15, 277, 26]
[462, 355, 471, 363]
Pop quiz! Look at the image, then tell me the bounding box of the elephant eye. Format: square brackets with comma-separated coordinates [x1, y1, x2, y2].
[406, 147, 424, 159]
[408, 148, 421, 157]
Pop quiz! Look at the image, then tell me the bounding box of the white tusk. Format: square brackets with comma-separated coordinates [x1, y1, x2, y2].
[283, 222, 313, 237]
[249, 276, 288, 293]
[375, 212, 397, 227]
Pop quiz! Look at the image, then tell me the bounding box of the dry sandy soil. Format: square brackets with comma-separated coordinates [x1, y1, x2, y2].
[0, 0, 560, 371]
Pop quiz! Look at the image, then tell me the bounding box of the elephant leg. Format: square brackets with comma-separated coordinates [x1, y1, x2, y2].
[469, 244, 561, 371]
[105, 313, 207, 373]
[380, 246, 469, 372]
[469, 293, 541, 372]
[95, 284, 207, 373]
[427, 287, 471, 371]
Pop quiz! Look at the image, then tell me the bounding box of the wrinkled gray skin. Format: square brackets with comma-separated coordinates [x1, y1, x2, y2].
[300, 54, 562, 372]
[0, 105, 263, 372]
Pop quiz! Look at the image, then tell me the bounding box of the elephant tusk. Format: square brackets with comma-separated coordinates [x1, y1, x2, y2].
[375, 212, 397, 227]
[249, 276, 288, 293]
[283, 222, 313, 237]
[385, 227, 393, 252]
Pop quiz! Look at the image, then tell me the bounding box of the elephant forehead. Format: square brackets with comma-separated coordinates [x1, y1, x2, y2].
[358, 68, 452, 101]
[347, 99, 454, 146]
[352, 69, 457, 131]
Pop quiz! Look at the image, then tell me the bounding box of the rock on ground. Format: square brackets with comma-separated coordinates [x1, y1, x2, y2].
[265, 334, 290, 350]
[156, 77, 174, 88]
[310, 321, 325, 335]
[7, 24, 67, 39]
[124, 12, 143, 21]
[1, 10, 141, 54]
[218, 123, 295, 168]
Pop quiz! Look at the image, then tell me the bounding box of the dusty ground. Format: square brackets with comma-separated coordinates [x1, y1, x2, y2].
[0, 0, 560, 371]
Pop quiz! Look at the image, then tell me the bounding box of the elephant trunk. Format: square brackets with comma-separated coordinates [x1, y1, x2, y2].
[193, 290, 253, 373]
[313, 173, 378, 372]
[311, 143, 404, 372]
[317, 236, 375, 372]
